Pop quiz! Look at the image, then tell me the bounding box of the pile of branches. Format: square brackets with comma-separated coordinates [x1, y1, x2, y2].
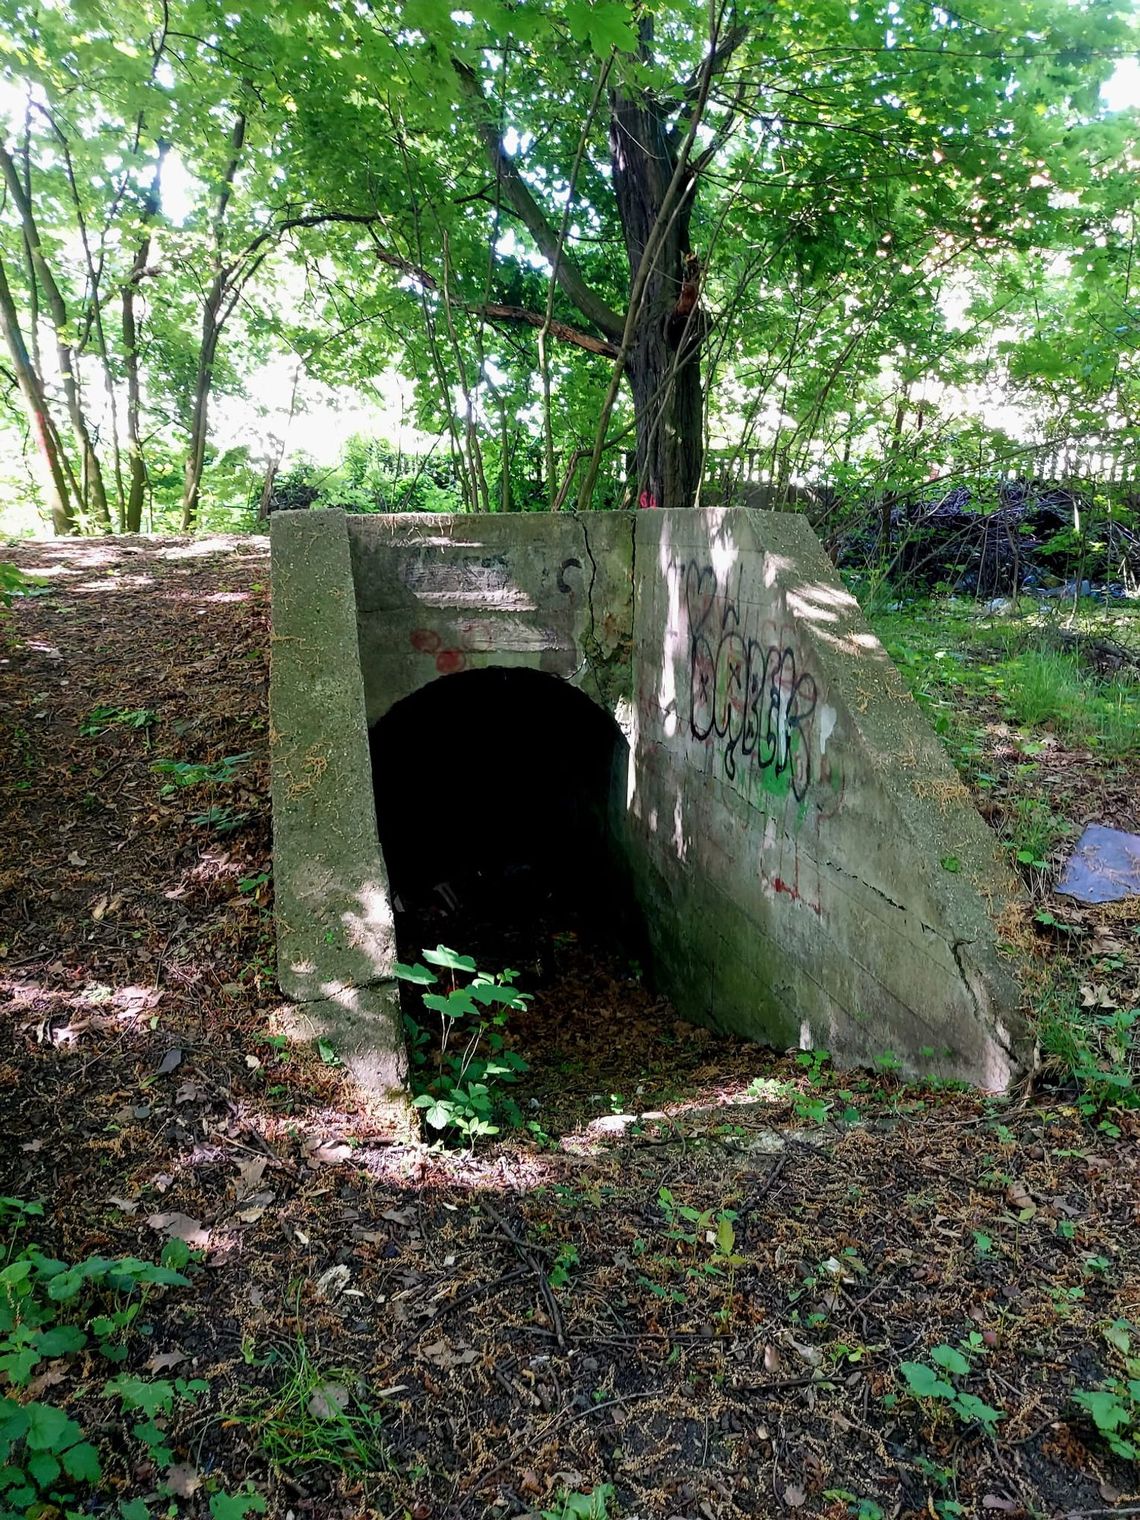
[837, 478, 1140, 597]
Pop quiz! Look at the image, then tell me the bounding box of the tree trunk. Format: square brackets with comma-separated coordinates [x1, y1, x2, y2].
[123, 149, 165, 534]
[0, 252, 75, 533]
[610, 88, 704, 510]
[0, 144, 112, 531]
[181, 285, 223, 530]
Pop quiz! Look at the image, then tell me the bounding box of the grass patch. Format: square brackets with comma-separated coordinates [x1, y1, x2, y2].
[234, 1333, 390, 1481]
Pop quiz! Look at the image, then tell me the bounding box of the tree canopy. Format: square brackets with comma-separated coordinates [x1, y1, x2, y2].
[0, 0, 1136, 531]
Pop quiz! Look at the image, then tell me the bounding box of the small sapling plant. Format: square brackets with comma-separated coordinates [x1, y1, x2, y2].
[395, 946, 531, 1144]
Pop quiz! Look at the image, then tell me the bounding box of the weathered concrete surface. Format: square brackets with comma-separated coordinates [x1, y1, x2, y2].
[347, 511, 634, 723]
[627, 508, 1026, 1087]
[270, 504, 1029, 1098]
[269, 510, 408, 1112]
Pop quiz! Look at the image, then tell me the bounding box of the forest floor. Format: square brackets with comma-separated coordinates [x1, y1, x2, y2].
[1, 535, 1139, 1520]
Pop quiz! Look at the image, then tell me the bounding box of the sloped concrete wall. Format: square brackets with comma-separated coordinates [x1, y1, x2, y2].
[268, 510, 408, 1118]
[627, 508, 1026, 1087]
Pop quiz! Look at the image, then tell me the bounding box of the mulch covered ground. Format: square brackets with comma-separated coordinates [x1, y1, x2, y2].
[1, 535, 1138, 1520]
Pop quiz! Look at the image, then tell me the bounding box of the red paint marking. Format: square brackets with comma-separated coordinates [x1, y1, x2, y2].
[435, 648, 466, 674]
[638, 489, 658, 510]
[772, 875, 800, 902]
[410, 628, 442, 653]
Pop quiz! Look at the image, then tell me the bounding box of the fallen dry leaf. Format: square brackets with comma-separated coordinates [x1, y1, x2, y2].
[147, 1212, 209, 1248]
[147, 1350, 188, 1373]
[421, 1340, 480, 1368]
[233, 1190, 274, 1224]
[165, 1463, 201, 1497]
[305, 1140, 352, 1167]
[235, 1157, 267, 1195]
[155, 1047, 183, 1076]
[308, 1381, 349, 1419]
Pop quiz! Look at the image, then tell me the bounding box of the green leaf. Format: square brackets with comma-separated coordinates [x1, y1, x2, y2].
[422, 946, 476, 972]
[35, 1325, 88, 1357]
[25, 1450, 60, 1488]
[61, 1441, 101, 1482]
[0, 1401, 29, 1442]
[210, 1486, 268, 1519]
[940, 856, 960, 873]
[715, 1215, 736, 1256]
[564, 0, 637, 55]
[104, 1375, 174, 1418]
[0, 1350, 41, 1385]
[1074, 1388, 1130, 1433]
[316, 1039, 342, 1066]
[1104, 1320, 1132, 1355]
[951, 1390, 1004, 1428]
[24, 1401, 80, 1450]
[394, 961, 437, 985]
[930, 1344, 970, 1376]
[899, 1362, 954, 1400]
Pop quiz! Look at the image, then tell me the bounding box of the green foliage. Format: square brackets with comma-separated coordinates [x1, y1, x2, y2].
[0, 1199, 193, 1520]
[272, 440, 464, 516]
[0, 564, 34, 607]
[80, 706, 157, 737]
[396, 946, 531, 1144]
[1072, 1319, 1140, 1460]
[656, 1188, 743, 1272]
[209, 1488, 269, 1520]
[0, 0, 1134, 534]
[1035, 969, 1139, 1128]
[152, 753, 251, 791]
[899, 1345, 1004, 1433]
[236, 1333, 388, 1477]
[542, 1483, 616, 1520]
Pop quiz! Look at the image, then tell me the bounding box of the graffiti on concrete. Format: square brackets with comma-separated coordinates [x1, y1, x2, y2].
[680, 560, 841, 815]
[409, 628, 467, 674]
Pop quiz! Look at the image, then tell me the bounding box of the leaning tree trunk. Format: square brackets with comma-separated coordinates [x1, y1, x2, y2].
[610, 92, 704, 511]
[0, 252, 75, 533]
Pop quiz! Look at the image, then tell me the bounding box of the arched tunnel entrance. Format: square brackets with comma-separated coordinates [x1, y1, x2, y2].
[371, 668, 639, 965]
[370, 668, 678, 1128]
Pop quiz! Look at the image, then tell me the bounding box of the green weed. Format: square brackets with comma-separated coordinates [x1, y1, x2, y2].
[897, 1344, 1004, 1433]
[396, 946, 531, 1145]
[1072, 1318, 1140, 1459]
[80, 705, 158, 737]
[0, 1198, 195, 1518]
[239, 1333, 389, 1478]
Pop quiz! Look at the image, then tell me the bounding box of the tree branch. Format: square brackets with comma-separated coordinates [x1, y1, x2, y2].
[478, 304, 618, 357]
[451, 58, 626, 341]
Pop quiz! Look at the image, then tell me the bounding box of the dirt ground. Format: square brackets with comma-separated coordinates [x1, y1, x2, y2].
[1, 535, 1138, 1520]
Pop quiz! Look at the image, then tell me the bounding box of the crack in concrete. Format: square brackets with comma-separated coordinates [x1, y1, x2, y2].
[290, 973, 398, 1005]
[821, 858, 908, 915]
[569, 508, 607, 705]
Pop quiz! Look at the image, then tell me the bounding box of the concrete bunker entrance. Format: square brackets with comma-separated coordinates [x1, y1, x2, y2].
[370, 667, 644, 975]
[270, 506, 1029, 1116]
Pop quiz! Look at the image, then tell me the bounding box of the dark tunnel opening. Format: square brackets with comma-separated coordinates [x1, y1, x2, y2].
[369, 667, 646, 975]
